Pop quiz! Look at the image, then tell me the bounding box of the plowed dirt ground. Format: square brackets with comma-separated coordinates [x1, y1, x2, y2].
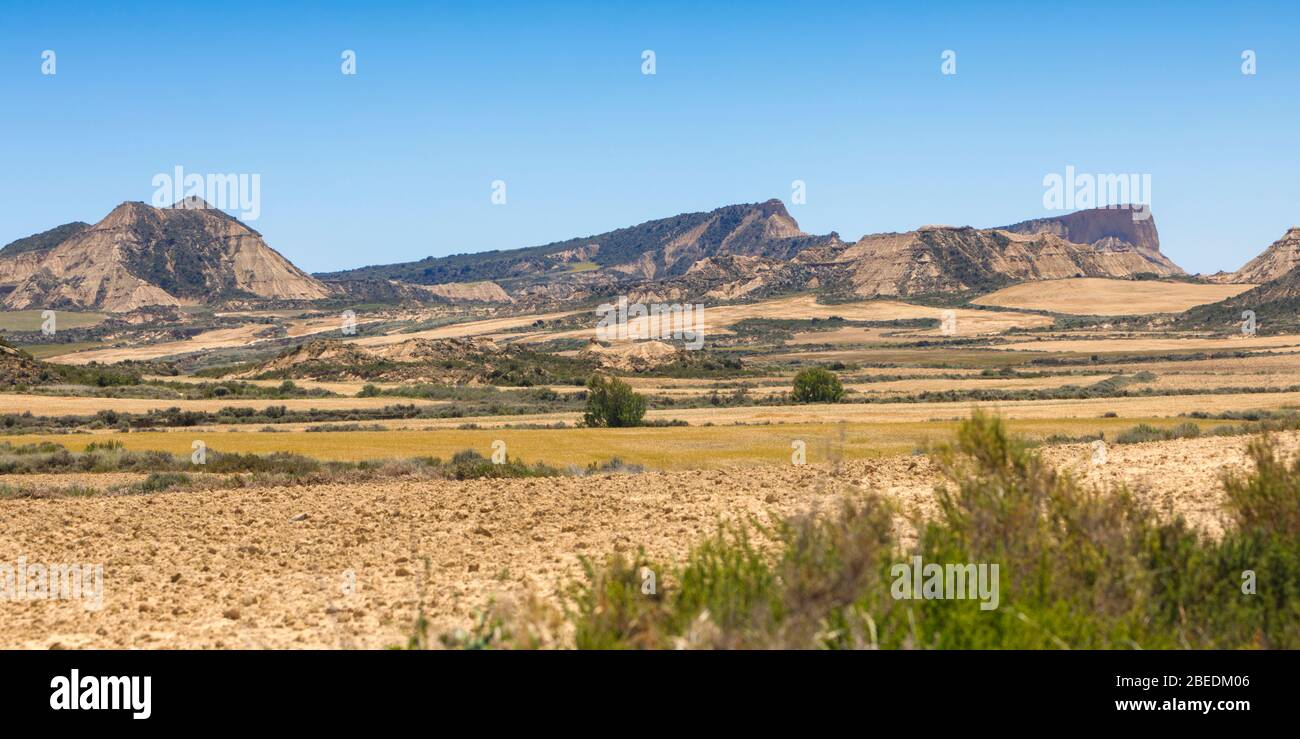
[2, 431, 1291, 649]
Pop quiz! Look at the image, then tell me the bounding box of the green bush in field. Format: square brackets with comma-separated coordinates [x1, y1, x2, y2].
[442, 449, 558, 480]
[791, 367, 844, 403]
[582, 375, 646, 428]
[134, 472, 191, 493]
[1223, 435, 1300, 538]
[1115, 421, 1203, 444]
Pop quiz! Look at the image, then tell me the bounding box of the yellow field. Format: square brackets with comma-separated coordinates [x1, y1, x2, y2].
[0, 310, 105, 331]
[973, 278, 1252, 315]
[764, 347, 1055, 367]
[788, 326, 918, 345]
[1000, 334, 1300, 353]
[1094, 353, 1300, 374]
[16, 342, 105, 359]
[49, 325, 268, 365]
[0, 416, 1225, 469]
[0, 394, 443, 415]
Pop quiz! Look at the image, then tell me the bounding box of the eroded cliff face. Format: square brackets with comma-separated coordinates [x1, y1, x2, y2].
[0, 201, 331, 312]
[999, 207, 1162, 251]
[0, 249, 54, 287]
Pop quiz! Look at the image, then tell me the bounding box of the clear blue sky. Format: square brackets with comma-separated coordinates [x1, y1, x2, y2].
[1, 0, 1296, 275]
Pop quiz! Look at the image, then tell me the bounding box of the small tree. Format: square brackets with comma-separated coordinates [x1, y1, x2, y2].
[584, 374, 647, 427]
[792, 367, 844, 403]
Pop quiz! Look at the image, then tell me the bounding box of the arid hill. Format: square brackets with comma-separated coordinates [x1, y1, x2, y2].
[1224, 227, 1300, 284]
[317, 200, 841, 298]
[830, 221, 1183, 297]
[406, 280, 512, 303]
[0, 199, 331, 312]
[0, 222, 92, 288]
[0, 344, 51, 385]
[1238, 265, 1300, 304]
[580, 340, 683, 371]
[1179, 260, 1300, 332]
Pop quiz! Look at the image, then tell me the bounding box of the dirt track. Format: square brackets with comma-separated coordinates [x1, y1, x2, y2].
[1, 431, 1290, 649]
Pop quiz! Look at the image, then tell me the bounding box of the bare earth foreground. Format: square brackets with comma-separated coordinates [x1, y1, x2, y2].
[1, 432, 1291, 649]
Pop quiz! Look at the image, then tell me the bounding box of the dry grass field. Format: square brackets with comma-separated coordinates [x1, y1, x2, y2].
[0, 413, 1270, 468]
[354, 310, 579, 347]
[455, 390, 1294, 428]
[972, 277, 1253, 315]
[50, 325, 270, 365]
[0, 394, 444, 415]
[48, 315, 392, 365]
[0, 310, 106, 331]
[1000, 333, 1300, 353]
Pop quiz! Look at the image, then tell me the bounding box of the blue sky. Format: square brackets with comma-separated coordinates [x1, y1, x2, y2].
[1, 0, 1296, 275]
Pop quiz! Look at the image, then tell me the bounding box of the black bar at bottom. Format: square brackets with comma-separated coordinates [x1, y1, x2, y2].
[0, 648, 1285, 727]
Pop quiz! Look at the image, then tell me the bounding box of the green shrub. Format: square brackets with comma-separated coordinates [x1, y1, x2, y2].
[440, 449, 559, 480]
[134, 472, 192, 493]
[1223, 435, 1300, 538]
[1114, 423, 1165, 444]
[791, 367, 844, 403]
[1115, 421, 1203, 444]
[582, 375, 646, 428]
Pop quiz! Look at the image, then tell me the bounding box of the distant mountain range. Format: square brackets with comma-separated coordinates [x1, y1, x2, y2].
[318, 200, 1186, 305]
[315, 199, 841, 305]
[1, 197, 1292, 319]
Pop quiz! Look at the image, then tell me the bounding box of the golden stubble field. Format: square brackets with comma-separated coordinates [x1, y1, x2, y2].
[2, 406, 1290, 469]
[0, 394, 445, 415]
[972, 277, 1253, 315]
